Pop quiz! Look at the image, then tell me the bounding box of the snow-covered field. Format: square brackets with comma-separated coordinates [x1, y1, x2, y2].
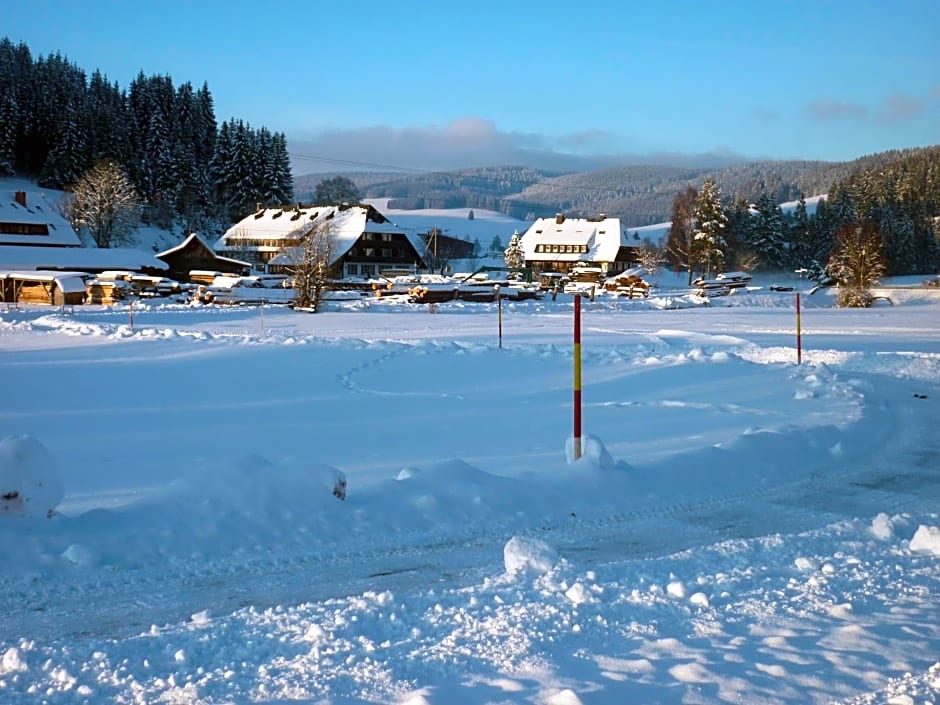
[1, 275, 939, 705]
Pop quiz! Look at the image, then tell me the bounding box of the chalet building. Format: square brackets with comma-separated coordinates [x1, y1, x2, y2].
[0, 189, 81, 247]
[520, 213, 639, 275]
[0, 188, 169, 276]
[156, 233, 251, 282]
[215, 203, 426, 278]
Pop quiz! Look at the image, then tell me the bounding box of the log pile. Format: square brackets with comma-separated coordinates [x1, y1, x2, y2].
[86, 280, 129, 305]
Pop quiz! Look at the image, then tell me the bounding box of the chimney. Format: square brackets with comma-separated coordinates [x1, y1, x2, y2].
[598, 213, 606, 220]
[14, 191, 27, 207]
[555, 213, 565, 225]
[255, 202, 262, 212]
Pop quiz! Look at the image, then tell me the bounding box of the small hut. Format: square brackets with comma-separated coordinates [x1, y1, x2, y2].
[0, 271, 88, 306]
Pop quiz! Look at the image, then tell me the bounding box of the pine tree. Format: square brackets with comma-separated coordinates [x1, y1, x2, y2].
[270, 132, 293, 205]
[722, 197, 752, 270]
[827, 222, 886, 307]
[692, 178, 728, 277]
[209, 119, 234, 217]
[0, 89, 15, 176]
[503, 230, 525, 269]
[0, 38, 20, 176]
[314, 176, 360, 206]
[876, 201, 918, 275]
[788, 195, 811, 271]
[745, 192, 788, 270]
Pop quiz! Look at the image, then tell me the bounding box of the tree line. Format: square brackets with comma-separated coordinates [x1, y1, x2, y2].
[663, 147, 940, 292]
[0, 37, 293, 235]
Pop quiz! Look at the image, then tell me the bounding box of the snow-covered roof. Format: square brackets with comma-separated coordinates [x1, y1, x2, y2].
[0, 189, 81, 246]
[520, 215, 629, 263]
[217, 204, 425, 264]
[0, 269, 89, 292]
[156, 233, 251, 269]
[0, 245, 168, 272]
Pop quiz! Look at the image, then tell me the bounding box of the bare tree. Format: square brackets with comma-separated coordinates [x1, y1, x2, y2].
[63, 159, 142, 248]
[665, 186, 701, 284]
[288, 222, 336, 311]
[827, 222, 886, 307]
[635, 240, 667, 275]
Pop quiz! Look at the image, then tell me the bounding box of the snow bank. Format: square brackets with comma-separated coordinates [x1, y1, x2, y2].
[0, 435, 63, 518]
[909, 525, 940, 556]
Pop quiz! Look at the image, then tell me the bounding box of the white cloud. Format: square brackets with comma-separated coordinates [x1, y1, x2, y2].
[805, 98, 868, 122]
[287, 119, 749, 175]
[879, 92, 925, 124]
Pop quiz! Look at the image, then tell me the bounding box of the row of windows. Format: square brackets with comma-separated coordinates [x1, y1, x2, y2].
[346, 264, 377, 276]
[0, 223, 50, 235]
[225, 238, 301, 248]
[361, 232, 395, 242]
[355, 247, 405, 258]
[535, 244, 588, 254]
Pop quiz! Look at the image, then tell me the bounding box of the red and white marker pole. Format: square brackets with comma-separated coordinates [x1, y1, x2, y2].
[573, 293, 582, 460]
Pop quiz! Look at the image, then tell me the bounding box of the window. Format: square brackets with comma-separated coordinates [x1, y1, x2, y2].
[347, 264, 359, 275]
[361, 264, 375, 276]
[381, 233, 392, 242]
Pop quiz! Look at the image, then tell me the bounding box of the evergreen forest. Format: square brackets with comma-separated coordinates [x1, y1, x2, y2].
[0, 37, 293, 233]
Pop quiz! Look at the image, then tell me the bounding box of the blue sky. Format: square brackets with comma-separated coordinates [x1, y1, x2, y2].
[7, 0, 940, 175]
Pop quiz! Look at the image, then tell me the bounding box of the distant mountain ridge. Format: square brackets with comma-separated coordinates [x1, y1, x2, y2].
[293, 148, 939, 227]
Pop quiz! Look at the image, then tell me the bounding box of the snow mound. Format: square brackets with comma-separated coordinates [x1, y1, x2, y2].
[504, 536, 558, 575]
[163, 454, 347, 517]
[0, 435, 63, 518]
[564, 434, 615, 469]
[871, 512, 896, 540]
[909, 525, 940, 556]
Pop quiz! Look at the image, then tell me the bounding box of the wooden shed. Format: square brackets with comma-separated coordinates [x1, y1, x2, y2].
[0, 270, 88, 306]
[156, 233, 251, 282]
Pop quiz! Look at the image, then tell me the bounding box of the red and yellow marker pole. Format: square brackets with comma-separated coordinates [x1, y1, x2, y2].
[796, 292, 802, 365]
[496, 284, 503, 348]
[573, 293, 582, 460]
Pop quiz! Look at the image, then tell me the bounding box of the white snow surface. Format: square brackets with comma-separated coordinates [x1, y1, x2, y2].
[1, 273, 939, 704]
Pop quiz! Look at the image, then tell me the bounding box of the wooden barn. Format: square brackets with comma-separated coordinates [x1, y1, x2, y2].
[0, 270, 88, 306]
[156, 233, 251, 282]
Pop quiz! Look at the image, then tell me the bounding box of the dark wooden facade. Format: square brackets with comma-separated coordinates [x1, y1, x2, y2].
[156, 234, 250, 282]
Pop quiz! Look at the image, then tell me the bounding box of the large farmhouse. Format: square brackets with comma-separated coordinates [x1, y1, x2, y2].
[215, 203, 426, 278]
[0, 188, 167, 275]
[1, 189, 80, 247]
[520, 213, 639, 275]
